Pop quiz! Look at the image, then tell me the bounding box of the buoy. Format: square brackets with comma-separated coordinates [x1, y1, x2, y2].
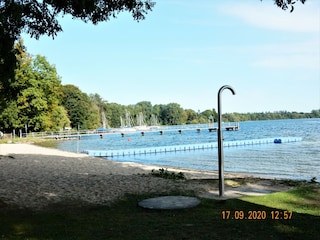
[274, 139, 282, 144]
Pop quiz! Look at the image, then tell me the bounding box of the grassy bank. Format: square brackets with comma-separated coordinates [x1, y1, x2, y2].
[0, 137, 59, 148]
[0, 184, 319, 240]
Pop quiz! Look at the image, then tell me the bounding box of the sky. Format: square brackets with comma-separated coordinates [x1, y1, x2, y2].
[22, 0, 320, 113]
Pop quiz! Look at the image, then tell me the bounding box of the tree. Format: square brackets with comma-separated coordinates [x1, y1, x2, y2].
[90, 93, 108, 127]
[271, 0, 306, 12]
[0, 1, 155, 40]
[201, 109, 217, 122]
[0, 40, 70, 132]
[184, 109, 198, 124]
[0, 0, 155, 97]
[160, 103, 184, 125]
[62, 84, 100, 129]
[133, 101, 153, 124]
[105, 102, 126, 128]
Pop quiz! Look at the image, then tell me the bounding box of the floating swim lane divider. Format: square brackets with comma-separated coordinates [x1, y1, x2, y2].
[84, 137, 302, 157]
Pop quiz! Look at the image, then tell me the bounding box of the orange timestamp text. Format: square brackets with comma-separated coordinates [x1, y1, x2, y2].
[221, 210, 293, 220]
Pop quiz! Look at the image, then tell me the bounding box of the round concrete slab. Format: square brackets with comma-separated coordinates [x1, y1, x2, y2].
[138, 196, 201, 210]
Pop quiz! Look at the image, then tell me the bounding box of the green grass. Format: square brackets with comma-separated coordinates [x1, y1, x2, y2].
[242, 186, 320, 216]
[0, 185, 319, 240]
[0, 137, 57, 147]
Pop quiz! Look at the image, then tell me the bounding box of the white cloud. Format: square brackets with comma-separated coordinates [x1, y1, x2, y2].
[219, 1, 320, 33]
[251, 39, 320, 69]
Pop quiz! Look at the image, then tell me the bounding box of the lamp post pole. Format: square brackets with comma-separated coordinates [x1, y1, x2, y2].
[217, 85, 236, 197]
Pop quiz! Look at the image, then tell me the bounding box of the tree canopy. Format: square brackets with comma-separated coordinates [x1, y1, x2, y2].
[0, 0, 155, 94]
[0, 0, 155, 40]
[0, 0, 306, 84]
[0, 40, 70, 132]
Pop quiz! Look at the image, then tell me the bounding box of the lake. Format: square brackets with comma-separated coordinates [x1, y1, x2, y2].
[56, 118, 320, 181]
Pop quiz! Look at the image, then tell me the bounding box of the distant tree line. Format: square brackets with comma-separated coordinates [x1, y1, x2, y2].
[0, 41, 318, 134]
[223, 110, 320, 122]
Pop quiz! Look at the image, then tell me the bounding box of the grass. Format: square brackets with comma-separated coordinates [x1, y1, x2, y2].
[0, 137, 58, 147]
[0, 185, 319, 240]
[242, 186, 320, 215]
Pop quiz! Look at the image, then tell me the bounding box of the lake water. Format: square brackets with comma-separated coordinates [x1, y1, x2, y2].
[57, 118, 320, 181]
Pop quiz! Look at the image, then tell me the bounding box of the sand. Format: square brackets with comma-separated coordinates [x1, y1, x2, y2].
[0, 143, 293, 210]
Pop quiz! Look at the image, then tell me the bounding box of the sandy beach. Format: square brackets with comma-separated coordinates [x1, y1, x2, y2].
[0, 143, 294, 210]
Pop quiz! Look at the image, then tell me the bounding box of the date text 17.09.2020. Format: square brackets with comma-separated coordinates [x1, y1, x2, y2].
[221, 210, 293, 220]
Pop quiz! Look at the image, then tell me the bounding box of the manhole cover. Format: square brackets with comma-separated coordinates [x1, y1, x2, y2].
[138, 196, 201, 210]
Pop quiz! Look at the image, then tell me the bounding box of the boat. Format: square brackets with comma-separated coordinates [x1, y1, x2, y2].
[149, 114, 160, 130]
[119, 110, 136, 132]
[134, 112, 151, 131]
[95, 111, 111, 133]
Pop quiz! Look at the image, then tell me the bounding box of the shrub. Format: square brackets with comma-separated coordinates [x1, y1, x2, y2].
[150, 168, 186, 180]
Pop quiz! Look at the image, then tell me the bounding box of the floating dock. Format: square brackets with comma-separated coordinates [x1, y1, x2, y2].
[84, 137, 302, 157]
[38, 122, 240, 139]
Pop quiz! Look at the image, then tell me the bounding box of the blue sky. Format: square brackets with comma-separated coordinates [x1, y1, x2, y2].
[22, 0, 319, 113]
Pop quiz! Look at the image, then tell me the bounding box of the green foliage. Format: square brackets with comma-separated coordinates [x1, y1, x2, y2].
[160, 103, 184, 125]
[150, 168, 186, 180]
[62, 84, 100, 130]
[133, 101, 153, 125]
[50, 106, 71, 132]
[105, 102, 126, 128]
[222, 110, 320, 122]
[0, 1, 155, 98]
[90, 93, 108, 127]
[0, 40, 70, 132]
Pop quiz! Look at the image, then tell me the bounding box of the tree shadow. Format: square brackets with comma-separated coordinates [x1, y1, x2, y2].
[0, 194, 319, 240]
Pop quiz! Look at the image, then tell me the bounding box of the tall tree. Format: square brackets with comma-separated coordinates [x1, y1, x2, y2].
[90, 93, 108, 127]
[62, 84, 100, 129]
[160, 103, 184, 125]
[105, 102, 126, 128]
[0, 40, 69, 132]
